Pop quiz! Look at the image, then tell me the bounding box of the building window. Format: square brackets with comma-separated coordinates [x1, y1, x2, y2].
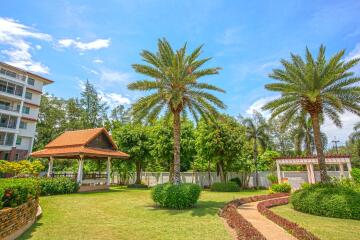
[16, 137, 22, 145]
[20, 121, 27, 129]
[27, 77, 35, 86]
[5, 133, 14, 146]
[15, 153, 19, 161]
[25, 91, 32, 100]
[4, 153, 9, 160]
[22, 106, 30, 114]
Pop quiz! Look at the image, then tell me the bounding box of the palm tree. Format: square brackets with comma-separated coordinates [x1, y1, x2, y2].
[263, 45, 360, 182]
[242, 111, 268, 187]
[128, 38, 226, 184]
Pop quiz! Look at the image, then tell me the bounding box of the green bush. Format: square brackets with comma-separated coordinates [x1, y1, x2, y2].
[291, 182, 360, 219]
[229, 177, 241, 187]
[151, 183, 201, 209]
[210, 182, 240, 192]
[270, 183, 291, 193]
[127, 183, 148, 189]
[267, 173, 278, 184]
[38, 177, 79, 195]
[0, 178, 39, 209]
[351, 168, 360, 183]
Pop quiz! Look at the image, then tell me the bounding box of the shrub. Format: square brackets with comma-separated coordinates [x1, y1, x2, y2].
[211, 182, 240, 192]
[0, 178, 39, 209]
[351, 168, 360, 183]
[38, 177, 79, 195]
[127, 183, 148, 189]
[151, 183, 201, 209]
[267, 173, 278, 185]
[0, 160, 44, 176]
[229, 177, 241, 187]
[291, 182, 360, 219]
[270, 183, 291, 193]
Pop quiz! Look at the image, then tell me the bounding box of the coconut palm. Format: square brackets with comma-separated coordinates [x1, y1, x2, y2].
[242, 111, 269, 187]
[128, 38, 225, 184]
[263, 45, 360, 182]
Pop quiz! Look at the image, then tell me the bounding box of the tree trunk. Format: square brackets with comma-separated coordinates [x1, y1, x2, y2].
[310, 112, 329, 182]
[217, 161, 226, 182]
[135, 161, 142, 184]
[295, 138, 302, 156]
[305, 132, 312, 156]
[173, 111, 181, 185]
[207, 160, 212, 186]
[169, 160, 174, 184]
[253, 140, 259, 187]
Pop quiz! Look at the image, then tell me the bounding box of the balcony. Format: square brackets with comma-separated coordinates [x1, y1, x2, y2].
[0, 68, 26, 82]
[0, 104, 19, 113]
[0, 132, 14, 146]
[0, 79, 24, 99]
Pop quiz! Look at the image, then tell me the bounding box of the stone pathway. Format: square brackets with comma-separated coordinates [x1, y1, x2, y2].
[237, 201, 296, 240]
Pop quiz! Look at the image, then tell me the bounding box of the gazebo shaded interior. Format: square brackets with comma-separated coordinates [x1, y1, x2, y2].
[31, 128, 129, 186]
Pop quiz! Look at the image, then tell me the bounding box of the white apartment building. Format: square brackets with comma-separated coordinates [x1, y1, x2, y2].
[0, 62, 53, 161]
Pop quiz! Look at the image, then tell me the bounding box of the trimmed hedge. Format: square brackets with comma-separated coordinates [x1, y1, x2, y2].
[352, 168, 360, 184]
[270, 183, 291, 193]
[229, 177, 241, 187]
[0, 178, 39, 209]
[291, 182, 360, 219]
[211, 182, 240, 192]
[152, 183, 201, 209]
[38, 177, 79, 196]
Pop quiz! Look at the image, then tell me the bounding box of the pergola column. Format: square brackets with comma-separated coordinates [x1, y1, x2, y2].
[339, 163, 345, 178]
[309, 163, 315, 183]
[106, 157, 111, 186]
[347, 162, 352, 178]
[276, 161, 281, 183]
[47, 156, 54, 177]
[306, 164, 312, 183]
[77, 155, 84, 185]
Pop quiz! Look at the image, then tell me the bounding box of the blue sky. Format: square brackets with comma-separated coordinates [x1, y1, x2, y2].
[1, 0, 360, 144]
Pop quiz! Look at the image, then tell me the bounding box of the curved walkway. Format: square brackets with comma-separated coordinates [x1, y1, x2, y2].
[237, 200, 296, 240]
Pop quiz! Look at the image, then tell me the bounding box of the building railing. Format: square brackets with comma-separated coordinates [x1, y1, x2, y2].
[50, 172, 107, 179]
[0, 104, 19, 112]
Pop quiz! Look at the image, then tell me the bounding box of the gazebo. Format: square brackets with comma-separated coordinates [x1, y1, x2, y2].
[31, 128, 129, 191]
[276, 155, 352, 184]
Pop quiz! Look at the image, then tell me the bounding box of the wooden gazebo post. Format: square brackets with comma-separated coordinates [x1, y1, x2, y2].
[47, 156, 54, 177]
[106, 157, 111, 186]
[77, 155, 84, 185]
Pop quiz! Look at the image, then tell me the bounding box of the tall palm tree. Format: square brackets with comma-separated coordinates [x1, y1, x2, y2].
[242, 111, 268, 187]
[128, 38, 225, 184]
[263, 45, 360, 182]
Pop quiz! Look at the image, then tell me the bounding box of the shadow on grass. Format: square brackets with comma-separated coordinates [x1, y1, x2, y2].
[148, 200, 226, 217]
[18, 222, 44, 240]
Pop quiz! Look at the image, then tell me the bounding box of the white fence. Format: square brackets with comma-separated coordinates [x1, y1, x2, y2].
[112, 171, 349, 189]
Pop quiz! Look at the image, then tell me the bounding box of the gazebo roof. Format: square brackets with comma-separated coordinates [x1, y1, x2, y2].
[276, 155, 351, 165]
[31, 128, 129, 159]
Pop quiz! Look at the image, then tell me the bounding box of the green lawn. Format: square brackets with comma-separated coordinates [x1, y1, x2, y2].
[272, 204, 360, 240]
[20, 187, 267, 240]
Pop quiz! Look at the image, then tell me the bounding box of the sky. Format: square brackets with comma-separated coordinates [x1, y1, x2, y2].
[0, 0, 360, 145]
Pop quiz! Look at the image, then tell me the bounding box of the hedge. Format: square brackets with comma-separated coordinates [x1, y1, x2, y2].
[152, 183, 201, 209]
[38, 177, 79, 195]
[270, 183, 291, 193]
[0, 178, 39, 209]
[352, 168, 360, 184]
[291, 182, 360, 219]
[211, 182, 240, 192]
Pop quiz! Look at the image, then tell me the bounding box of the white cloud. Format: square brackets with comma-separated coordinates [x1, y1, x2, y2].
[93, 59, 103, 63]
[99, 91, 131, 106]
[245, 96, 278, 117]
[99, 68, 133, 84]
[0, 17, 51, 74]
[346, 43, 360, 74]
[218, 27, 242, 45]
[81, 65, 99, 75]
[58, 38, 110, 51]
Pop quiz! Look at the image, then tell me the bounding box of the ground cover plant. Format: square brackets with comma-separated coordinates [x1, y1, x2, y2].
[211, 182, 240, 192]
[38, 177, 79, 195]
[270, 183, 291, 193]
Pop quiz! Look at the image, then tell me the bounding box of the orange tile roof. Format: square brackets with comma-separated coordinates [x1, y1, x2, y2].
[31, 146, 129, 158]
[31, 128, 129, 159]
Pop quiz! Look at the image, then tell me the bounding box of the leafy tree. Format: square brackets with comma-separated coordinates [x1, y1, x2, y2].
[128, 38, 225, 184]
[112, 124, 151, 184]
[241, 111, 269, 186]
[149, 118, 196, 179]
[66, 98, 84, 130]
[80, 80, 109, 128]
[111, 105, 131, 123]
[267, 116, 295, 156]
[263, 45, 360, 182]
[34, 94, 67, 150]
[195, 115, 245, 183]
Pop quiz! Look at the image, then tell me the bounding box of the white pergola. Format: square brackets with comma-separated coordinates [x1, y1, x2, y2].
[276, 155, 352, 184]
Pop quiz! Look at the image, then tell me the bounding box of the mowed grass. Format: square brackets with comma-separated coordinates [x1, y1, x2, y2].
[272, 204, 360, 240]
[20, 187, 267, 240]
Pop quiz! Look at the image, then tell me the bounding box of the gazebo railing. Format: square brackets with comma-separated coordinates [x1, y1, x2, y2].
[49, 172, 107, 179]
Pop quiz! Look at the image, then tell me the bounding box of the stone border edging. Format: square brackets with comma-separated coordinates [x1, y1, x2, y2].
[257, 198, 319, 240]
[219, 193, 289, 240]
